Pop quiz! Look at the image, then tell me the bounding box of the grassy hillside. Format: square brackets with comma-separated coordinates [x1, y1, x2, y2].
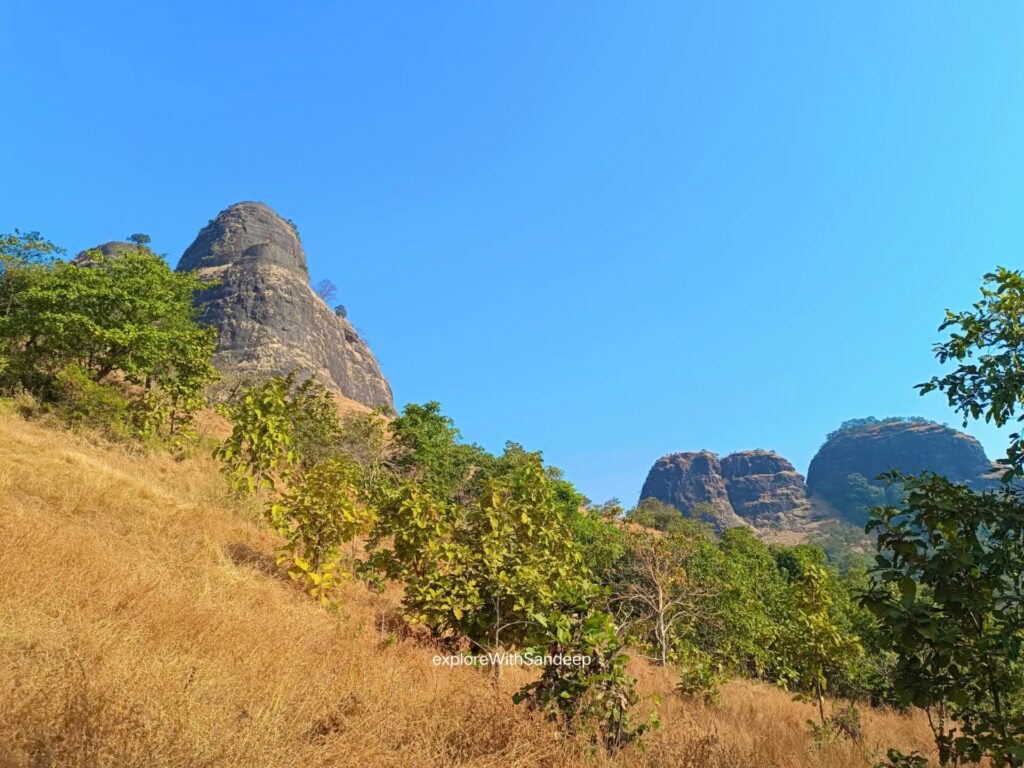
[0, 409, 935, 767]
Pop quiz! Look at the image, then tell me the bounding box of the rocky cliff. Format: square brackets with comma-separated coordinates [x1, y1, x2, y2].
[640, 449, 820, 537]
[176, 202, 393, 408]
[807, 417, 997, 500]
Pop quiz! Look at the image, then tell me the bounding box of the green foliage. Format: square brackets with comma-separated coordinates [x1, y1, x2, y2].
[825, 416, 931, 442]
[269, 456, 373, 604]
[864, 472, 1024, 766]
[370, 448, 593, 654]
[689, 527, 789, 677]
[919, 267, 1024, 479]
[628, 497, 715, 537]
[874, 749, 928, 768]
[286, 378, 345, 468]
[514, 607, 653, 753]
[0, 230, 64, 321]
[389, 401, 492, 500]
[568, 501, 628, 580]
[214, 393, 650, 749]
[0, 237, 217, 437]
[127, 233, 151, 245]
[675, 645, 722, 704]
[51, 363, 131, 436]
[215, 376, 298, 494]
[773, 563, 863, 723]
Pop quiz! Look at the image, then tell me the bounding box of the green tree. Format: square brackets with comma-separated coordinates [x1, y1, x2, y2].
[215, 376, 298, 494]
[569, 501, 628, 582]
[0, 241, 217, 435]
[775, 563, 863, 724]
[514, 605, 651, 753]
[627, 497, 715, 537]
[691, 527, 788, 677]
[920, 267, 1024, 479]
[269, 455, 374, 604]
[864, 473, 1024, 766]
[0, 230, 64, 315]
[370, 448, 593, 667]
[389, 401, 492, 500]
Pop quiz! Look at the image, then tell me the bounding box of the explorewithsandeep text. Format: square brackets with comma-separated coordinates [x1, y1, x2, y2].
[432, 651, 592, 669]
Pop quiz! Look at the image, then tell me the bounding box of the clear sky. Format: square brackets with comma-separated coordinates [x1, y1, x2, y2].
[3, 3, 1023, 505]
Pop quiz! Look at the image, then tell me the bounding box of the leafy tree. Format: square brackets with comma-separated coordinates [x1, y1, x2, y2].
[333, 303, 347, 319]
[864, 473, 1024, 766]
[569, 501, 628, 581]
[389, 401, 492, 500]
[127, 233, 151, 245]
[515, 605, 652, 752]
[919, 267, 1024, 479]
[774, 563, 863, 724]
[0, 230, 64, 324]
[51, 362, 131, 436]
[0, 240, 217, 436]
[269, 455, 374, 603]
[690, 527, 788, 677]
[369, 448, 592, 667]
[215, 376, 298, 494]
[628, 497, 714, 537]
[286, 377, 345, 468]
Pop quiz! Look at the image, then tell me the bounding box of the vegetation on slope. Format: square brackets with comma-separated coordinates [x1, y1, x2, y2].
[0, 408, 935, 767]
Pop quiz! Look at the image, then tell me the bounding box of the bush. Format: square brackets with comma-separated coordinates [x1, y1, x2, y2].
[675, 646, 722, 705]
[51, 364, 131, 437]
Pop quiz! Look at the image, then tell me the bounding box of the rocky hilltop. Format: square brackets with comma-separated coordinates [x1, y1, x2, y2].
[176, 202, 393, 408]
[807, 417, 997, 499]
[640, 449, 820, 537]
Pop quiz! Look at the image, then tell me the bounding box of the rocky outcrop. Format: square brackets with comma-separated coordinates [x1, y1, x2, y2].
[72, 241, 145, 265]
[807, 418, 996, 496]
[721, 451, 813, 528]
[176, 202, 393, 408]
[639, 449, 817, 535]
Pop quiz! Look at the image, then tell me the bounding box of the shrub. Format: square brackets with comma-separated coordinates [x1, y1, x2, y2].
[51, 364, 131, 437]
[269, 456, 374, 604]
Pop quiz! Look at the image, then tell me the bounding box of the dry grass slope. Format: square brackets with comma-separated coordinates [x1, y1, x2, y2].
[0, 410, 936, 767]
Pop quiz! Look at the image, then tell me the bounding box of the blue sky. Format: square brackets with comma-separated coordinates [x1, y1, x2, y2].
[3, 3, 1023, 504]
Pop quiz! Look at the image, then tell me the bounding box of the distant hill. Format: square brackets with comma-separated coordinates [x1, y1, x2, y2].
[639, 416, 999, 543]
[638, 449, 826, 543]
[806, 417, 998, 524]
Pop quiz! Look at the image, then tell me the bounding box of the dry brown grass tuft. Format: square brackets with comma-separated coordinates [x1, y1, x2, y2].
[0, 409, 936, 767]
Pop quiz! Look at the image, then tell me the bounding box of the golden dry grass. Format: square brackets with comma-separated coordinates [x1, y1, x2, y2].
[0, 409, 936, 767]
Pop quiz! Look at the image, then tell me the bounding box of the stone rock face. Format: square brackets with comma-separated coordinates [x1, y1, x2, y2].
[639, 449, 813, 533]
[806, 418, 996, 496]
[72, 241, 145, 265]
[176, 202, 393, 408]
[721, 450, 812, 528]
